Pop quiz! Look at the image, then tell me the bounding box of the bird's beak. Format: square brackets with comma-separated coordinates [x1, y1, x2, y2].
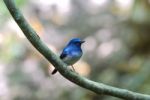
[81, 40, 85, 44]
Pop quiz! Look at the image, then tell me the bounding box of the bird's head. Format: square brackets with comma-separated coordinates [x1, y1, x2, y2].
[68, 38, 85, 47]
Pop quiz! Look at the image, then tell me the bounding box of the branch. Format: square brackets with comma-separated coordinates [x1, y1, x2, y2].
[3, 0, 150, 100]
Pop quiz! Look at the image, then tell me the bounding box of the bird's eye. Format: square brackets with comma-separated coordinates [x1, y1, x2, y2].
[75, 42, 80, 45]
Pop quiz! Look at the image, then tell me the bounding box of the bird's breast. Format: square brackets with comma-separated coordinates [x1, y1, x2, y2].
[62, 51, 82, 65]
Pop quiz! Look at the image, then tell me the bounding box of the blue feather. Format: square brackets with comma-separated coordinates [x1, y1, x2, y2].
[52, 38, 85, 75]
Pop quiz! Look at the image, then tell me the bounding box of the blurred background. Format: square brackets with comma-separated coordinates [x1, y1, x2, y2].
[0, 0, 150, 100]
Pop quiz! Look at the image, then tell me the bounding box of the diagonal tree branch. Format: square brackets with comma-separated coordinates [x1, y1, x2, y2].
[3, 0, 150, 100]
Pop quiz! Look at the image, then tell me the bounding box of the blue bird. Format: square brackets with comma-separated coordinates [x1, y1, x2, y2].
[52, 38, 85, 75]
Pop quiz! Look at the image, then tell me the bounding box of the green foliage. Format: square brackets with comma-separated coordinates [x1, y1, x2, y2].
[1, 0, 150, 100]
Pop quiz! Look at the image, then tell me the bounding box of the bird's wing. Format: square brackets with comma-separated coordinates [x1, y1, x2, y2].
[60, 53, 67, 59]
[60, 46, 71, 59]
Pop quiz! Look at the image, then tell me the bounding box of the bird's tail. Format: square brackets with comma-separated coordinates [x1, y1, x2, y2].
[51, 69, 57, 75]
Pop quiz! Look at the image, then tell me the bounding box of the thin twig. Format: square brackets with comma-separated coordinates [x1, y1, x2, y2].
[3, 0, 150, 100]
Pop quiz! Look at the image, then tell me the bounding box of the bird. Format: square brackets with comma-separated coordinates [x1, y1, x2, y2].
[51, 38, 85, 75]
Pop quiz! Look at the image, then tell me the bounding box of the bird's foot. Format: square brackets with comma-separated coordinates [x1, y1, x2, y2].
[70, 65, 79, 74]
